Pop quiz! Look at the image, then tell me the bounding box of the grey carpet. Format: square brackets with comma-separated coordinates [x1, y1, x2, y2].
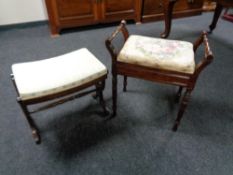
[0, 12, 233, 175]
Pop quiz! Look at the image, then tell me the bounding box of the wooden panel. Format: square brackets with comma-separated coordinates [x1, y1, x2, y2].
[56, 0, 97, 19]
[143, 0, 163, 16]
[45, 0, 141, 36]
[101, 0, 141, 22]
[174, 0, 203, 11]
[142, 0, 204, 22]
[104, 0, 135, 12]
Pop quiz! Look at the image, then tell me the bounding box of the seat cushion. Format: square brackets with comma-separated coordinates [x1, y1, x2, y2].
[118, 35, 195, 74]
[12, 48, 107, 101]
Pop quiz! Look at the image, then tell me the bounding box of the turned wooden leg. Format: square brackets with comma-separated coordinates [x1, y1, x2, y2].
[160, 0, 177, 38]
[112, 73, 117, 117]
[175, 86, 183, 103]
[92, 92, 98, 99]
[18, 100, 41, 144]
[172, 89, 192, 131]
[123, 75, 127, 92]
[96, 80, 109, 116]
[209, 3, 223, 33]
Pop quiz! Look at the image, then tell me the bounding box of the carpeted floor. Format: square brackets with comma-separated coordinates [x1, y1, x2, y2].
[0, 12, 233, 175]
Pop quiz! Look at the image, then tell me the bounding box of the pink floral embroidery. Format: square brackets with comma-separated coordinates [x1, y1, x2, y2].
[135, 37, 189, 59]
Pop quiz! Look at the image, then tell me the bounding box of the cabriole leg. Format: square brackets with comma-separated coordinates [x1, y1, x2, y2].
[160, 0, 177, 38]
[209, 3, 223, 33]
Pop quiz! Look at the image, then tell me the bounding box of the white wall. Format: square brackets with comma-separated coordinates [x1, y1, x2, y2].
[0, 0, 48, 26]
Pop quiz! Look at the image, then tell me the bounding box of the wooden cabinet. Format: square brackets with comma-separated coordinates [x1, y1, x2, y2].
[142, 0, 163, 22]
[100, 0, 141, 23]
[142, 0, 204, 22]
[45, 0, 141, 36]
[45, 0, 205, 36]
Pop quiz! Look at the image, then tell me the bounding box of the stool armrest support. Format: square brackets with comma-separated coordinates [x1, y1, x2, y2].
[105, 20, 129, 61]
[107, 20, 129, 42]
[193, 31, 214, 76]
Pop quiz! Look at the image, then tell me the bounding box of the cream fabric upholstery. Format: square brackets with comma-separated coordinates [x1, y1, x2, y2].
[12, 48, 107, 100]
[118, 35, 195, 74]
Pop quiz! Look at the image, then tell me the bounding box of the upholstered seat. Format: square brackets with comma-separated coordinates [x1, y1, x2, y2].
[12, 48, 107, 100]
[106, 21, 213, 131]
[11, 48, 108, 144]
[118, 35, 195, 74]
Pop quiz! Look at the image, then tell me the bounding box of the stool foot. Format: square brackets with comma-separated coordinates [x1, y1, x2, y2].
[92, 92, 98, 99]
[173, 89, 192, 131]
[32, 129, 41, 144]
[18, 100, 41, 144]
[172, 122, 178, 131]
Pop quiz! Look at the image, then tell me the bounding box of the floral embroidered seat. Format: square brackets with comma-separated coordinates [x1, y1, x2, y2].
[118, 35, 195, 74]
[106, 21, 214, 131]
[11, 48, 109, 144]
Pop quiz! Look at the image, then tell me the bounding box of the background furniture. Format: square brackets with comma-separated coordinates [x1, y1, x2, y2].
[45, 0, 142, 36]
[11, 48, 108, 144]
[209, 0, 233, 33]
[161, 0, 233, 38]
[222, 8, 233, 22]
[45, 0, 204, 36]
[142, 0, 203, 22]
[161, 0, 204, 38]
[105, 21, 213, 131]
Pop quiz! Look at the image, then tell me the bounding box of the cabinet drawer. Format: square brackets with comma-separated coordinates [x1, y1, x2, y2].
[56, 0, 98, 19]
[174, 0, 203, 11]
[101, 0, 141, 22]
[143, 0, 163, 16]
